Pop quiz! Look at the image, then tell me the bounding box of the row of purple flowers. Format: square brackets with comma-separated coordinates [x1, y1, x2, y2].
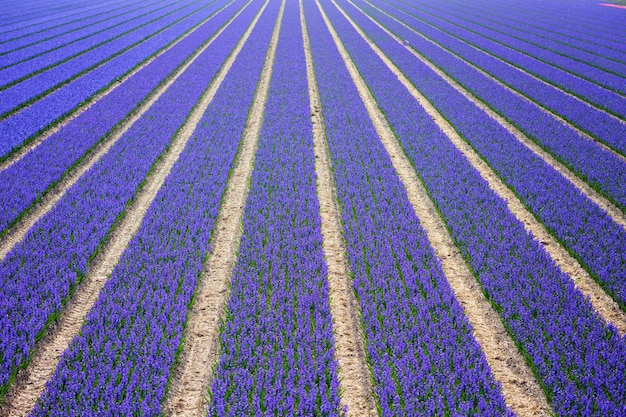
[0, 0, 256, 402]
[325, 0, 626, 414]
[33, 1, 275, 413]
[208, 1, 343, 414]
[305, 0, 512, 414]
[0, 0, 227, 160]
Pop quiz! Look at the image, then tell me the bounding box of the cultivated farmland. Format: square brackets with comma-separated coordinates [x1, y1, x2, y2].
[0, 0, 624, 415]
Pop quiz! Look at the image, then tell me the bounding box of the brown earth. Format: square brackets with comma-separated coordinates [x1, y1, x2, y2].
[348, 0, 626, 336]
[163, 1, 281, 415]
[0, 2, 254, 415]
[302, 2, 378, 416]
[323, 0, 556, 414]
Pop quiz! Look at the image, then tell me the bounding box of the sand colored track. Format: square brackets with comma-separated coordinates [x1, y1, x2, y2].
[163, 1, 282, 415]
[301, 1, 378, 415]
[317, 0, 553, 414]
[338, 0, 626, 336]
[0, 1, 257, 414]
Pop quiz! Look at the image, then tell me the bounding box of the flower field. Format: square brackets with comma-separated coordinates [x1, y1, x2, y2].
[0, 0, 624, 415]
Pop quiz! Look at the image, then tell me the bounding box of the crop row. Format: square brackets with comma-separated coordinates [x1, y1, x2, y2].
[0, 0, 241, 245]
[321, 0, 626, 414]
[0, 0, 126, 39]
[31, 1, 276, 413]
[374, 0, 626, 157]
[417, 1, 626, 75]
[208, 1, 342, 414]
[0, 0, 259, 399]
[0, 0, 228, 161]
[0, 0, 208, 115]
[471, 3, 626, 63]
[384, 0, 626, 121]
[346, 0, 626, 310]
[397, 0, 626, 96]
[469, 0, 626, 51]
[305, 1, 512, 415]
[354, 0, 626, 212]
[0, 0, 180, 83]
[0, 0, 156, 59]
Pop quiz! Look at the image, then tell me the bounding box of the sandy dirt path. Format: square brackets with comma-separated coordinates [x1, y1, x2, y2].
[340, 0, 626, 336]
[0, 2, 257, 415]
[301, 1, 378, 415]
[163, 1, 283, 415]
[319, 0, 561, 414]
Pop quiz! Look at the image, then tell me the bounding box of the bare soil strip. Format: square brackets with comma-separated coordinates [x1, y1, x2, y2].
[318, 1, 553, 415]
[362, 0, 626, 150]
[162, 2, 283, 416]
[333, 0, 626, 336]
[350, 0, 626, 230]
[301, 3, 377, 416]
[0, 1, 248, 264]
[0, 4, 259, 416]
[0, 0, 234, 175]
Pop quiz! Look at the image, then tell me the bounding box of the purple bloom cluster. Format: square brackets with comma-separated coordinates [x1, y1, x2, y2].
[398, 1, 626, 96]
[0, 0, 123, 40]
[32, 2, 276, 413]
[323, 0, 626, 414]
[377, 0, 626, 157]
[348, 0, 626, 309]
[0, 0, 226, 160]
[0, 0, 260, 400]
[505, 26, 625, 69]
[359, 0, 626, 212]
[0, 0, 157, 59]
[208, 2, 342, 415]
[0, 0, 206, 115]
[382, 0, 626, 121]
[0, 0, 241, 237]
[415, 0, 626, 77]
[304, 2, 512, 416]
[462, 0, 626, 55]
[0, 0, 183, 82]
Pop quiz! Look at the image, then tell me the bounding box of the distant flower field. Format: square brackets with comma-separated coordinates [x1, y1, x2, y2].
[0, 0, 624, 415]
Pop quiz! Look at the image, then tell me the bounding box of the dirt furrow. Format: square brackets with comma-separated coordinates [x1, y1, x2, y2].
[0, 0, 234, 174]
[300, 3, 377, 416]
[350, 1, 626, 231]
[362, 0, 626, 157]
[0, 3, 256, 415]
[335, 0, 626, 336]
[162, 1, 283, 415]
[320, 0, 557, 415]
[0, 1, 246, 263]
